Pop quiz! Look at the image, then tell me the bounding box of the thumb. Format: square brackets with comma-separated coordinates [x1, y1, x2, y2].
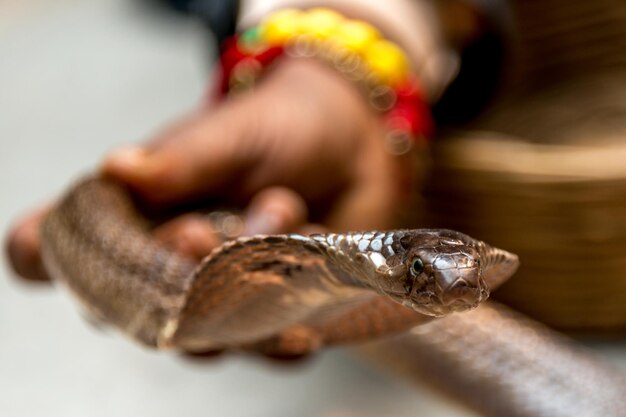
[101, 97, 264, 205]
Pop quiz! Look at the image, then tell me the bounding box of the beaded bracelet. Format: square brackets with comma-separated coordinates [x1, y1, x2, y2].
[218, 8, 434, 155]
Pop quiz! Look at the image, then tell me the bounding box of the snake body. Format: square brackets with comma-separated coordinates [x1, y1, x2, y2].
[363, 303, 626, 417]
[40, 177, 515, 352]
[40, 177, 626, 415]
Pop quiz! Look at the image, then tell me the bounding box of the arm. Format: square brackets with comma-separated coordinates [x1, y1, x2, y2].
[6, 1, 480, 281]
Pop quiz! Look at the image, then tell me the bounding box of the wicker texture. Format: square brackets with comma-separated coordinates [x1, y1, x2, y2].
[423, 0, 626, 334]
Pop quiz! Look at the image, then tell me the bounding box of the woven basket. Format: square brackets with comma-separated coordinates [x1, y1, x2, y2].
[422, 73, 626, 335]
[424, 134, 626, 335]
[419, 0, 626, 335]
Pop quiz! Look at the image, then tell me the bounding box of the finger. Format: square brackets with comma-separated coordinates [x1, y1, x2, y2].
[244, 187, 308, 235]
[152, 214, 223, 262]
[5, 205, 52, 282]
[152, 187, 308, 260]
[101, 97, 264, 205]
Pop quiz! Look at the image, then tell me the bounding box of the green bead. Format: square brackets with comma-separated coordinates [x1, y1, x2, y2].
[241, 27, 262, 45]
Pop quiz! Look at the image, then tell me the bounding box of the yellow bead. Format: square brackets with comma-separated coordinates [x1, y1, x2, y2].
[298, 8, 344, 39]
[332, 20, 380, 53]
[364, 40, 410, 86]
[261, 9, 302, 45]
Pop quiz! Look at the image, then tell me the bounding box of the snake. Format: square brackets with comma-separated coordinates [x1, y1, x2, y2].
[40, 176, 626, 417]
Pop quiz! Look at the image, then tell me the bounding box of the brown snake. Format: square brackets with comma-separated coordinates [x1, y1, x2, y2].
[40, 177, 626, 417]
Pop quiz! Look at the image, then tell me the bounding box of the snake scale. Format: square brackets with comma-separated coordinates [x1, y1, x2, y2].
[40, 177, 626, 417]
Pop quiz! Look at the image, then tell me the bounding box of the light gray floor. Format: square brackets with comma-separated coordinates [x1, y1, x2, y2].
[0, 1, 474, 416]
[1, 2, 623, 417]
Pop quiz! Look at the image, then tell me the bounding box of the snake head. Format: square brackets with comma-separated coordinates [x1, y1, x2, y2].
[375, 230, 519, 316]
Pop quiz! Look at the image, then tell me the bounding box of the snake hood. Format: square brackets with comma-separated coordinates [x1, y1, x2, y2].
[313, 229, 519, 316]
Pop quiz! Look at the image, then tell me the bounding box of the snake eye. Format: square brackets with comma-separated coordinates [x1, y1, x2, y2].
[410, 257, 424, 276]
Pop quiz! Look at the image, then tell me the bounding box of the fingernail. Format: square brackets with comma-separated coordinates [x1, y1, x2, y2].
[244, 210, 284, 235]
[5, 226, 48, 281]
[101, 146, 151, 173]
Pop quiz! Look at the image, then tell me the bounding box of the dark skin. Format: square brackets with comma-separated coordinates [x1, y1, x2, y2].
[3, 1, 524, 362]
[6, 59, 420, 283]
[6, 57, 515, 358]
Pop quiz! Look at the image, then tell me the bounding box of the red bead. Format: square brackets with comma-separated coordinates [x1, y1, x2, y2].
[394, 78, 425, 100]
[255, 46, 285, 66]
[387, 101, 434, 139]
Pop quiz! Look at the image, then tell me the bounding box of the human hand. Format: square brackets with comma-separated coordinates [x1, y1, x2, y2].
[6, 58, 423, 281]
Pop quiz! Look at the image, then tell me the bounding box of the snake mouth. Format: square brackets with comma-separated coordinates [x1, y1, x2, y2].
[404, 300, 453, 317]
[401, 290, 448, 317]
[387, 291, 444, 316]
[407, 292, 486, 316]
[398, 273, 490, 316]
[443, 283, 489, 311]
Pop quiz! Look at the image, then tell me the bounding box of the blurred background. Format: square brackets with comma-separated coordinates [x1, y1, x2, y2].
[0, 1, 479, 416]
[2, 1, 625, 416]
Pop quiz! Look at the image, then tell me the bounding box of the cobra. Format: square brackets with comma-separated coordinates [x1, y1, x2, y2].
[40, 177, 626, 417]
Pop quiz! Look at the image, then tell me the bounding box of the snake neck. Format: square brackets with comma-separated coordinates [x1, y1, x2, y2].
[307, 231, 399, 294]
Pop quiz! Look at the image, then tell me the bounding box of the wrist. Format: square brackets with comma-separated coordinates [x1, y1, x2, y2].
[218, 7, 435, 154]
[239, 0, 460, 102]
